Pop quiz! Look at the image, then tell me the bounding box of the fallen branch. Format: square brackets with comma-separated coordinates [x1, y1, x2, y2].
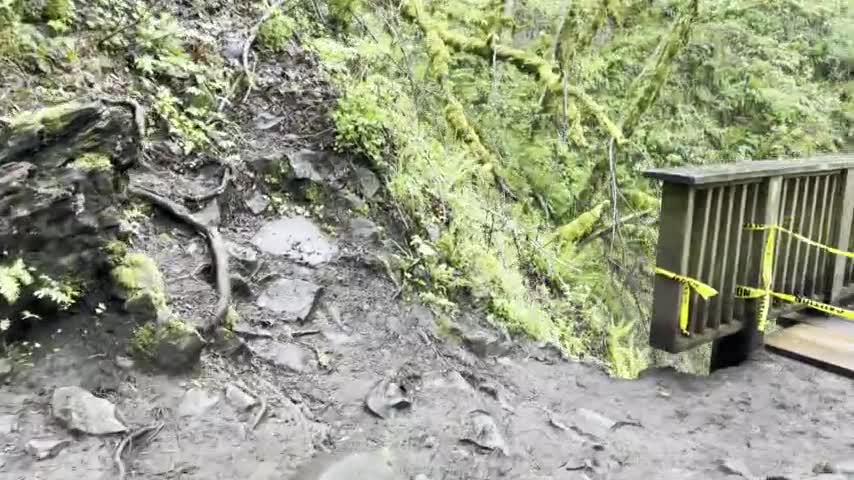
[115, 422, 165, 480]
[240, 0, 287, 103]
[128, 185, 230, 331]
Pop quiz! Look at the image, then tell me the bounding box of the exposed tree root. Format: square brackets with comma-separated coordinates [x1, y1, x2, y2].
[128, 185, 230, 332]
[114, 422, 165, 480]
[183, 164, 232, 204]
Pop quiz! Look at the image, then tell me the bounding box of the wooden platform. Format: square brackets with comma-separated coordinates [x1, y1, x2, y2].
[766, 313, 854, 377]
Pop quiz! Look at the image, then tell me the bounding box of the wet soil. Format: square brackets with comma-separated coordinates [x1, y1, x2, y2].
[1, 206, 852, 480]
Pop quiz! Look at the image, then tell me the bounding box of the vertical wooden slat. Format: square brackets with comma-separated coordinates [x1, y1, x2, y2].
[811, 175, 831, 298]
[711, 185, 737, 330]
[801, 176, 821, 296]
[712, 176, 782, 371]
[790, 177, 810, 294]
[724, 183, 749, 325]
[688, 188, 713, 335]
[820, 174, 838, 297]
[780, 177, 800, 293]
[775, 178, 790, 288]
[830, 169, 854, 302]
[650, 183, 695, 353]
[735, 184, 760, 321]
[702, 187, 725, 331]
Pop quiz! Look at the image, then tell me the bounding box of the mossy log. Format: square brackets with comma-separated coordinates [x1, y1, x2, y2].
[0, 100, 137, 326]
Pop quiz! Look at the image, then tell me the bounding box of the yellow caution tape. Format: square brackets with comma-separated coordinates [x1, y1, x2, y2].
[654, 267, 718, 336]
[744, 223, 854, 259]
[736, 285, 854, 321]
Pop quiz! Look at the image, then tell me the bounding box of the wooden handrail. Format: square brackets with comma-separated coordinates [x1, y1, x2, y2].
[645, 153, 854, 370]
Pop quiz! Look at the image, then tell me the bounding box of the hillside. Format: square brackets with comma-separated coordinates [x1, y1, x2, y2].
[0, 0, 853, 478]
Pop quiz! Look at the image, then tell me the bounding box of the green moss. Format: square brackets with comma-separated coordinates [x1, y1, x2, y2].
[131, 318, 195, 359]
[70, 152, 112, 172]
[131, 322, 158, 356]
[111, 252, 168, 312]
[43, 0, 74, 22]
[257, 9, 294, 53]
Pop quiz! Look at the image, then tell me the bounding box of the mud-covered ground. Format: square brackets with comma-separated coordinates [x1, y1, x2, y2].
[1, 8, 853, 479]
[1, 201, 853, 480]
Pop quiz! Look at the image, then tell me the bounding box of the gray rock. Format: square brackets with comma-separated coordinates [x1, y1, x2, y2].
[124, 292, 171, 324]
[115, 356, 135, 370]
[51, 386, 127, 435]
[293, 449, 401, 480]
[354, 166, 381, 199]
[0, 357, 13, 382]
[827, 459, 854, 474]
[413, 475, 430, 480]
[349, 217, 380, 243]
[251, 216, 338, 266]
[461, 329, 509, 358]
[178, 388, 221, 417]
[460, 410, 508, 455]
[26, 438, 71, 460]
[718, 458, 757, 479]
[256, 278, 322, 322]
[365, 379, 412, 419]
[248, 339, 311, 373]
[287, 150, 348, 186]
[151, 328, 205, 373]
[225, 384, 258, 412]
[195, 199, 221, 226]
[226, 241, 260, 277]
[0, 414, 18, 434]
[573, 408, 617, 439]
[246, 191, 270, 215]
[230, 273, 253, 298]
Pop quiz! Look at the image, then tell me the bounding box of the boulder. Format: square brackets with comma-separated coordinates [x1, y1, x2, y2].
[51, 386, 127, 435]
[0, 101, 136, 337]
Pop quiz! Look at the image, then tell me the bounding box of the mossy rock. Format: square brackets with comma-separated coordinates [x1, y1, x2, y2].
[132, 319, 204, 372]
[111, 252, 171, 322]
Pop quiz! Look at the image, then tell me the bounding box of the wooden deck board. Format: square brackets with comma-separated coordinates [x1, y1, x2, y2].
[766, 317, 854, 376]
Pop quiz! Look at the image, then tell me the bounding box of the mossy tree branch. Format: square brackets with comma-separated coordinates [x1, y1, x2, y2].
[402, 0, 624, 144]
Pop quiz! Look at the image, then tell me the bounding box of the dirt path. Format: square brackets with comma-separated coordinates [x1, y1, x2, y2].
[1, 207, 852, 480]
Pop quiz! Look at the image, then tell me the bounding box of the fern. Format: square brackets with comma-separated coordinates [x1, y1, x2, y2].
[0, 259, 34, 305]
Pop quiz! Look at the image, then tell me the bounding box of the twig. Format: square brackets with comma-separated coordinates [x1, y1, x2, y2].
[292, 328, 321, 337]
[100, 97, 146, 163]
[240, 0, 287, 103]
[607, 137, 619, 254]
[250, 396, 268, 431]
[183, 165, 232, 203]
[115, 422, 165, 480]
[577, 209, 655, 248]
[128, 185, 230, 331]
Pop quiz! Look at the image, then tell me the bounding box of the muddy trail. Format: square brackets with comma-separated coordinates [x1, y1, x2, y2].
[1, 200, 853, 480]
[1, 11, 853, 480]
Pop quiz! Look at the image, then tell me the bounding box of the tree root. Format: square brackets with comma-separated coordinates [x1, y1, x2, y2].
[183, 164, 232, 204]
[115, 422, 165, 480]
[128, 185, 231, 332]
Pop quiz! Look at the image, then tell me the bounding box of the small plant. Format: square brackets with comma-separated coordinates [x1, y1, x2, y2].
[257, 8, 294, 53]
[332, 80, 392, 166]
[43, 0, 75, 33]
[153, 87, 217, 154]
[0, 259, 33, 305]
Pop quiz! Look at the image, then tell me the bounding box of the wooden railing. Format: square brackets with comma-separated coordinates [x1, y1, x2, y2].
[644, 154, 854, 369]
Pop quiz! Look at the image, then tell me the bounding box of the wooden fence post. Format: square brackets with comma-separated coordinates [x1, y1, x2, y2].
[829, 168, 854, 303]
[650, 183, 695, 352]
[711, 176, 782, 371]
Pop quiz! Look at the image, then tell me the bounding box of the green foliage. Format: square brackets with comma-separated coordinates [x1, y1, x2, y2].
[318, 0, 852, 377]
[328, 0, 363, 28]
[134, 11, 192, 78]
[258, 8, 294, 52]
[0, 259, 33, 305]
[332, 78, 392, 167]
[153, 86, 218, 154]
[70, 152, 112, 172]
[33, 275, 80, 309]
[132, 318, 194, 358]
[43, 0, 74, 32]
